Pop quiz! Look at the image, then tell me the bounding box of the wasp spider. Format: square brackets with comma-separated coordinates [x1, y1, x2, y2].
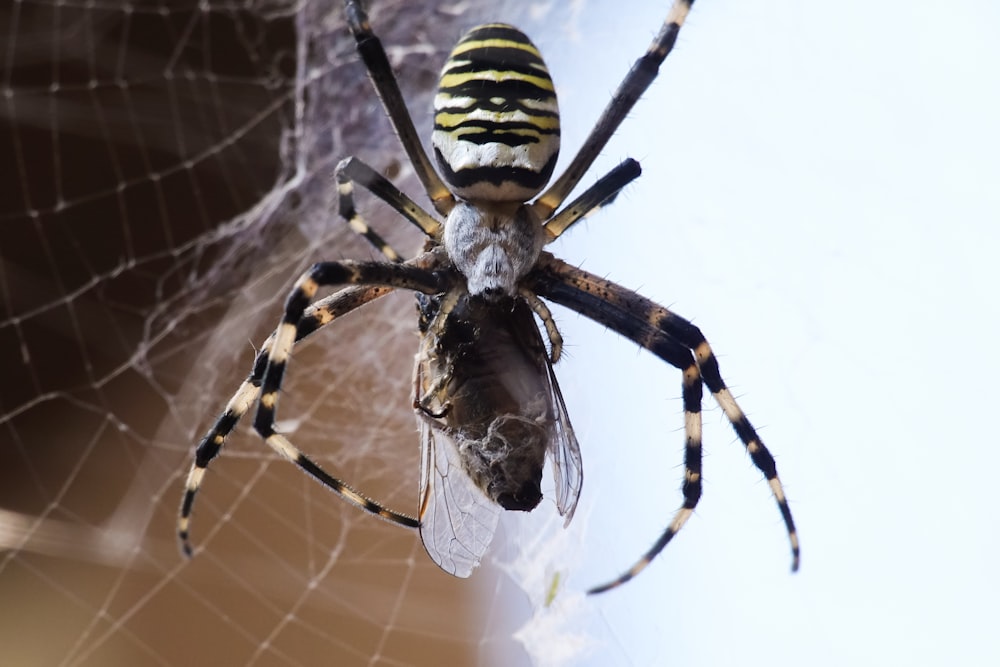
[178, 0, 799, 594]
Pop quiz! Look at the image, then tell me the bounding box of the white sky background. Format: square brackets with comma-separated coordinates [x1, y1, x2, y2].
[498, 1, 1000, 665]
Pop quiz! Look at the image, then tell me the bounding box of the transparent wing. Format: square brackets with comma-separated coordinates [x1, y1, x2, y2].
[417, 415, 502, 578]
[541, 357, 583, 526]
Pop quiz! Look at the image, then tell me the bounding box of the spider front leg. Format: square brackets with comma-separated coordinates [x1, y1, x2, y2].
[343, 0, 454, 215]
[529, 254, 799, 593]
[334, 156, 442, 262]
[532, 0, 693, 219]
[251, 259, 449, 524]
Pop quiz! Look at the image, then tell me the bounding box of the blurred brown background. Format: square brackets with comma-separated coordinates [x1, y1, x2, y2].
[0, 1, 564, 664]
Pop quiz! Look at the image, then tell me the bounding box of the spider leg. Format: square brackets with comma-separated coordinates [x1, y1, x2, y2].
[179, 250, 444, 555]
[527, 159, 643, 364]
[251, 260, 449, 525]
[543, 159, 642, 242]
[178, 284, 393, 555]
[586, 340, 703, 595]
[528, 253, 799, 592]
[335, 156, 442, 262]
[533, 0, 693, 219]
[343, 0, 455, 216]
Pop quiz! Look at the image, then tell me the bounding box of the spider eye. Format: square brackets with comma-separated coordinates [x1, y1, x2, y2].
[432, 23, 561, 202]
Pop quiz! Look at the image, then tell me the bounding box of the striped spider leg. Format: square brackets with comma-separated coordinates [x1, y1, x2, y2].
[178, 262, 440, 555]
[527, 256, 800, 594]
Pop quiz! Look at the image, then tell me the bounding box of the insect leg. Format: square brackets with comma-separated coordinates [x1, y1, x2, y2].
[519, 288, 564, 364]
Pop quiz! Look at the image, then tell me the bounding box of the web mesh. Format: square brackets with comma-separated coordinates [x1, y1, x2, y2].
[0, 1, 619, 664]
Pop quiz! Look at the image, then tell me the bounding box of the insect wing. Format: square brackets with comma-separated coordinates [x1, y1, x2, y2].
[542, 357, 583, 525]
[508, 299, 583, 526]
[418, 415, 502, 577]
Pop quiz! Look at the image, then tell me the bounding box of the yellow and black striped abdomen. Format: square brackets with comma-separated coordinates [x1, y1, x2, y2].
[432, 24, 560, 202]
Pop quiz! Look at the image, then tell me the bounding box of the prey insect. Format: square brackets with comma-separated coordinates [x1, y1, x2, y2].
[413, 289, 582, 574]
[178, 0, 800, 594]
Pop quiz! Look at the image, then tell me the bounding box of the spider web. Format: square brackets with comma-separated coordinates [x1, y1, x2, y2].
[0, 1, 643, 665]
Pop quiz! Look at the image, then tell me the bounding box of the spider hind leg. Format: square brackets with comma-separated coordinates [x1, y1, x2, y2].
[248, 260, 448, 525]
[529, 255, 799, 593]
[177, 284, 398, 555]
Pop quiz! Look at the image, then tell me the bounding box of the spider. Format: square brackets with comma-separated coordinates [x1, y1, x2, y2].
[178, 0, 799, 594]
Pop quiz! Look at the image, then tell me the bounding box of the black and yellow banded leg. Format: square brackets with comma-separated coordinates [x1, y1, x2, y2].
[645, 300, 800, 575]
[335, 156, 442, 262]
[250, 260, 448, 526]
[588, 352, 705, 594]
[530, 254, 799, 591]
[544, 159, 642, 242]
[534, 0, 694, 219]
[343, 0, 455, 216]
[177, 283, 398, 555]
[179, 250, 445, 555]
